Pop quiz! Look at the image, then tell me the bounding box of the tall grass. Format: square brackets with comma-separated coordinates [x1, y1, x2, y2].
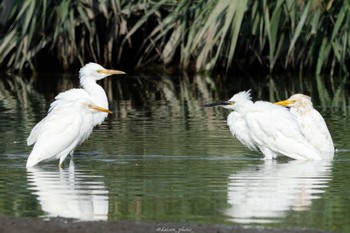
[0, 0, 349, 76]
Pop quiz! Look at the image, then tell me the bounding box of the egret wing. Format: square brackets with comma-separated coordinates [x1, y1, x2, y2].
[245, 102, 321, 160]
[297, 109, 334, 155]
[49, 89, 90, 113]
[27, 107, 84, 165]
[227, 112, 257, 151]
[28, 89, 90, 146]
[27, 119, 45, 146]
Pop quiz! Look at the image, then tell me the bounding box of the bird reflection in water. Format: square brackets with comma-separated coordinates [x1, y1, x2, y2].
[225, 160, 332, 224]
[26, 160, 109, 221]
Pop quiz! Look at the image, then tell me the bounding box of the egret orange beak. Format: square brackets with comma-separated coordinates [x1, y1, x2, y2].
[97, 69, 126, 75]
[88, 104, 113, 114]
[274, 99, 296, 106]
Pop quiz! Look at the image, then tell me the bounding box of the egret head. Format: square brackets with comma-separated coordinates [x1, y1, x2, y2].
[77, 98, 113, 114]
[275, 93, 313, 109]
[79, 62, 125, 81]
[204, 90, 253, 111]
[86, 103, 113, 114]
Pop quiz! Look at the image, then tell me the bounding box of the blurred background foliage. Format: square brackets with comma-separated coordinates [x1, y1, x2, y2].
[0, 0, 349, 76]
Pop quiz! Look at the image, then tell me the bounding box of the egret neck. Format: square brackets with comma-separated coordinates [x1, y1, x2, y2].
[80, 76, 108, 125]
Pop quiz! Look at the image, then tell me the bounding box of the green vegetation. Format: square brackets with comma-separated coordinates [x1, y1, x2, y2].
[0, 0, 349, 75]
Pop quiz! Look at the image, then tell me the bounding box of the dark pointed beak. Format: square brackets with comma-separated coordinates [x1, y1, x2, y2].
[204, 101, 230, 107]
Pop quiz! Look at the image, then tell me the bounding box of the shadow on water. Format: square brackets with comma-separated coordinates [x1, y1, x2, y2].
[1, 72, 350, 231]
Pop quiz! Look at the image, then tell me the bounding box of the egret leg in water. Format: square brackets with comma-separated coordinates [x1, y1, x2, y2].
[27, 63, 125, 167]
[204, 91, 323, 160]
[275, 94, 334, 159]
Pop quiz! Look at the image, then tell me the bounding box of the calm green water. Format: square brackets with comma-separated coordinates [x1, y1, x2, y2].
[1, 73, 350, 232]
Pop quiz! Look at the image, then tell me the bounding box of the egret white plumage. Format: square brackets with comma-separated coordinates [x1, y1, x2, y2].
[27, 63, 125, 167]
[275, 94, 334, 159]
[51, 63, 125, 126]
[205, 91, 322, 160]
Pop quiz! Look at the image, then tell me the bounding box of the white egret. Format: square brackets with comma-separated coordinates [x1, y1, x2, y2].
[275, 94, 334, 159]
[26, 98, 112, 167]
[50, 63, 125, 126]
[205, 91, 322, 160]
[27, 63, 125, 167]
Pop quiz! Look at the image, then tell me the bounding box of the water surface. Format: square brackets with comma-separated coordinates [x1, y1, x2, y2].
[0, 73, 350, 232]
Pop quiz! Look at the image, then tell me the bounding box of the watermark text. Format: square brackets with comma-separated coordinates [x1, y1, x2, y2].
[156, 226, 193, 233]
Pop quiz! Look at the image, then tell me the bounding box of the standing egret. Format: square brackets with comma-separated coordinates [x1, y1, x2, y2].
[275, 94, 334, 159]
[27, 63, 125, 167]
[205, 91, 322, 160]
[27, 98, 112, 167]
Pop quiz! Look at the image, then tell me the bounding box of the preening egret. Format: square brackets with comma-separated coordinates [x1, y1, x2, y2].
[275, 94, 334, 159]
[27, 63, 125, 167]
[205, 91, 322, 160]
